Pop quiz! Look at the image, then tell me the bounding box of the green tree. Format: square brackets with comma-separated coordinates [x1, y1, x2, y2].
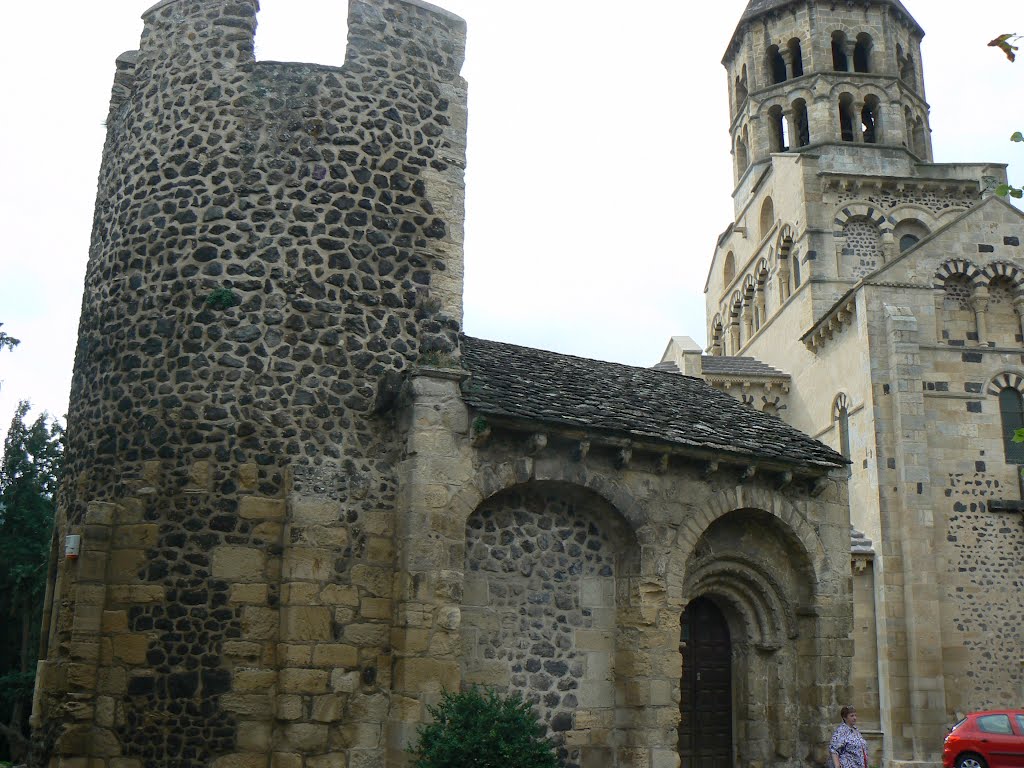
[0, 402, 63, 762]
[409, 688, 560, 768]
[989, 33, 1023, 198]
[0, 324, 18, 353]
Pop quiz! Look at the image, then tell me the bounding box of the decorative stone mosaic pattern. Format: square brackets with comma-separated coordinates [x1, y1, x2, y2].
[944, 496, 1024, 708]
[842, 219, 882, 279]
[462, 487, 635, 768]
[837, 187, 975, 213]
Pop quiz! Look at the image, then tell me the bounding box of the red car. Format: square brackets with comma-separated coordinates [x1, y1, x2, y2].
[943, 710, 1024, 768]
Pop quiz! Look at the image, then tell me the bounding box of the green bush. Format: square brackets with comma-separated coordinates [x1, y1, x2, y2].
[410, 688, 560, 768]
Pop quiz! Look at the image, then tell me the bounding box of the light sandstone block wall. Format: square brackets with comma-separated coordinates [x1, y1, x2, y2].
[702, 4, 1022, 764]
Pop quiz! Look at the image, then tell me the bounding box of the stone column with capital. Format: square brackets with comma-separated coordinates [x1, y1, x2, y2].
[971, 285, 990, 345]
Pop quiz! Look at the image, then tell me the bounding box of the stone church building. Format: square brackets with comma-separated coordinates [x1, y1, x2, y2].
[27, 1, 1019, 768]
[661, 0, 1024, 766]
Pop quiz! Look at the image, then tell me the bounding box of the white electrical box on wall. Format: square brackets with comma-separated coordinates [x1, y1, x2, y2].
[64, 535, 82, 560]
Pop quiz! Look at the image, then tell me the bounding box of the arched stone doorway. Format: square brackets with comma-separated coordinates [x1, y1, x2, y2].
[681, 506, 826, 768]
[679, 596, 733, 768]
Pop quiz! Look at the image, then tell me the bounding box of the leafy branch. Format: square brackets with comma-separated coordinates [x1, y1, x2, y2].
[990, 34, 1022, 198]
[0, 324, 18, 353]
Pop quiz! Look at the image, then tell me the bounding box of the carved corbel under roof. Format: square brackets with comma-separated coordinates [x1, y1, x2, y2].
[801, 292, 858, 352]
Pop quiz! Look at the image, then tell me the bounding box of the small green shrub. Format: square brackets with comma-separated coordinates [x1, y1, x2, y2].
[204, 287, 240, 311]
[409, 688, 559, 768]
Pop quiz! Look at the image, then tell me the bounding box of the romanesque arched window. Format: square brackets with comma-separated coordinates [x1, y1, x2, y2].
[768, 105, 787, 152]
[735, 65, 749, 110]
[839, 93, 856, 142]
[832, 32, 849, 71]
[911, 116, 926, 158]
[894, 219, 929, 252]
[862, 95, 881, 144]
[737, 127, 750, 177]
[900, 53, 917, 93]
[767, 45, 787, 84]
[854, 34, 873, 73]
[788, 39, 804, 78]
[998, 387, 1024, 464]
[793, 99, 810, 147]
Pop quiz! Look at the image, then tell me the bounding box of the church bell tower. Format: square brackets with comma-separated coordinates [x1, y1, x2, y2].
[724, 0, 931, 188]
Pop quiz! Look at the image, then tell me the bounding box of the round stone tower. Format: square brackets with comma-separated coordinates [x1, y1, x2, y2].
[31, 0, 467, 765]
[724, 0, 931, 185]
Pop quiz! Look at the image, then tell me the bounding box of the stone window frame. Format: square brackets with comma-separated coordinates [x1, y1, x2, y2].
[989, 373, 1024, 465]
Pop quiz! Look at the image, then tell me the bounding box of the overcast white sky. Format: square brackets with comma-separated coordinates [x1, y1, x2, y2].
[0, 0, 1020, 442]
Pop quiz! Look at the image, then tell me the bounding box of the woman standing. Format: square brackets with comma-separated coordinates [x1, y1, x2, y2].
[830, 706, 869, 768]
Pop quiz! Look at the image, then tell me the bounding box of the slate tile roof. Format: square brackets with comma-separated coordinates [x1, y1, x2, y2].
[851, 527, 875, 555]
[460, 336, 846, 470]
[650, 357, 789, 378]
[701, 356, 790, 378]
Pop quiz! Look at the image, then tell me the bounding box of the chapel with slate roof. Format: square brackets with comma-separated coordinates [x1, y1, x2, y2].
[661, 0, 1024, 765]
[31, 1, 858, 767]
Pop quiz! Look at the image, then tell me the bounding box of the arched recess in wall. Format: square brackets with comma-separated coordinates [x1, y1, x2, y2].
[461, 480, 642, 764]
[681, 507, 820, 768]
[711, 315, 725, 356]
[892, 218, 930, 252]
[760, 197, 776, 242]
[840, 217, 882, 279]
[743, 275, 758, 333]
[755, 258, 771, 324]
[730, 292, 744, 350]
[834, 204, 890, 280]
[933, 260, 982, 344]
[775, 226, 795, 302]
[724, 251, 736, 286]
[981, 263, 1024, 347]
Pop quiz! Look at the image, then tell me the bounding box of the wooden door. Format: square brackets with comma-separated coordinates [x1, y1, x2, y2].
[679, 597, 732, 768]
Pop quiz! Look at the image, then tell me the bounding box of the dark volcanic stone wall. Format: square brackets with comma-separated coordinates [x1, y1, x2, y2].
[461, 485, 638, 768]
[35, 0, 466, 765]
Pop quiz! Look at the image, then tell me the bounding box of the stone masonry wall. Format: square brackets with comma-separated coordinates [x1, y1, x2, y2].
[33, 1, 467, 766]
[461, 485, 638, 768]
